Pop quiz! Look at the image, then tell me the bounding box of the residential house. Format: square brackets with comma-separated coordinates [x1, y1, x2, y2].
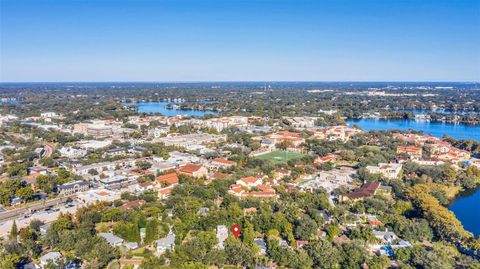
[229, 184, 276, 199]
[236, 176, 263, 187]
[157, 172, 179, 199]
[373, 229, 398, 244]
[314, 153, 337, 165]
[274, 168, 291, 180]
[39, 252, 63, 268]
[124, 242, 139, 250]
[99, 233, 124, 247]
[254, 238, 267, 255]
[396, 146, 422, 159]
[155, 233, 176, 254]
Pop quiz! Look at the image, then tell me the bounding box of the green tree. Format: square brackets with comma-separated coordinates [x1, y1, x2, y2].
[0, 188, 12, 206]
[242, 220, 255, 249]
[10, 221, 18, 240]
[224, 237, 253, 267]
[294, 215, 318, 240]
[304, 239, 340, 269]
[276, 140, 293, 151]
[15, 187, 34, 201]
[144, 219, 159, 244]
[367, 255, 391, 269]
[340, 242, 367, 269]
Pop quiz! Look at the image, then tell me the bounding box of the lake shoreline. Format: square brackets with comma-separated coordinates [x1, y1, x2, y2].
[448, 185, 480, 237]
[347, 118, 480, 141]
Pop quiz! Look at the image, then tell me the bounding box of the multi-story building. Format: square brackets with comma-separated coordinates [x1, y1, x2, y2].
[396, 146, 423, 159]
[177, 163, 208, 178]
[366, 163, 403, 179]
[57, 181, 90, 196]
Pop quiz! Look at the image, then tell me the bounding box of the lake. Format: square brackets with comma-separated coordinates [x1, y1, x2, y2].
[346, 118, 480, 236]
[347, 119, 480, 141]
[124, 101, 217, 117]
[397, 109, 480, 115]
[449, 188, 480, 236]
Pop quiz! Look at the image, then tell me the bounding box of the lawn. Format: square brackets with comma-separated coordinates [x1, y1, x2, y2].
[256, 150, 305, 163]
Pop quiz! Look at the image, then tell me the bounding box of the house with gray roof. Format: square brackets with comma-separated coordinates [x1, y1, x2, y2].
[39, 251, 63, 267]
[124, 242, 139, 250]
[99, 232, 124, 247]
[254, 238, 267, 255]
[373, 229, 398, 244]
[155, 232, 176, 254]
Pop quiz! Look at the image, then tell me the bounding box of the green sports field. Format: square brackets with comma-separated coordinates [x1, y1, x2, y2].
[256, 150, 305, 163]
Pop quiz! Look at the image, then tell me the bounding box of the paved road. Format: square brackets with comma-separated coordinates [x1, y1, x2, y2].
[0, 195, 76, 222]
[0, 199, 84, 238]
[42, 142, 55, 158]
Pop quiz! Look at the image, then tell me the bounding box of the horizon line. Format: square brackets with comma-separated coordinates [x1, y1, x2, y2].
[1, 80, 479, 84]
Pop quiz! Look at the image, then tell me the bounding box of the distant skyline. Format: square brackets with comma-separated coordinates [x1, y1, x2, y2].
[1, 0, 479, 82]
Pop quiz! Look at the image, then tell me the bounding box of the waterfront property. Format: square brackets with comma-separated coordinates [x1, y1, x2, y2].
[347, 119, 480, 141]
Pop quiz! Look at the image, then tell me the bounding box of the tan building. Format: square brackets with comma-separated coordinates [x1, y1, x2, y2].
[396, 146, 422, 159]
[177, 163, 208, 178]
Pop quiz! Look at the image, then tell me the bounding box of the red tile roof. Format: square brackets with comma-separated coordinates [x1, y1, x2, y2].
[277, 131, 301, 137]
[345, 181, 380, 200]
[212, 158, 235, 165]
[157, 172, 179, 185]
[240, 176, 260, 184]
[212, 172, 228, 179]
[178, 163, 203, 174]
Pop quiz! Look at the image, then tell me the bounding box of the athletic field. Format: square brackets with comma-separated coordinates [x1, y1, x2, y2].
[256, 150, 305, 163]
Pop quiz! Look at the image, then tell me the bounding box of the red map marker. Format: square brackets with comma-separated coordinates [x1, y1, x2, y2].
[231, 224, 241, 239]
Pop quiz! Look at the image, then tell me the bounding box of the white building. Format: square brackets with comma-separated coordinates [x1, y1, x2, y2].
[59, 147, 88, 158]
[76, 140, 112, 150]
[283, 116, 317, 128]
[148, 126, 170, 138]
[77, 189, 121, 204]
[40, 112, 58, 118]
[366, 163, 403, 179]
[73, 159, 136, 176]
[299, 169, 356, 193]
[216, 225, 228, 249]
[158, 133, 226, 148]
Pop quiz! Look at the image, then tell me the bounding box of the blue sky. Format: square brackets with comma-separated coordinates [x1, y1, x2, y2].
[1, 0, 479, 82]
